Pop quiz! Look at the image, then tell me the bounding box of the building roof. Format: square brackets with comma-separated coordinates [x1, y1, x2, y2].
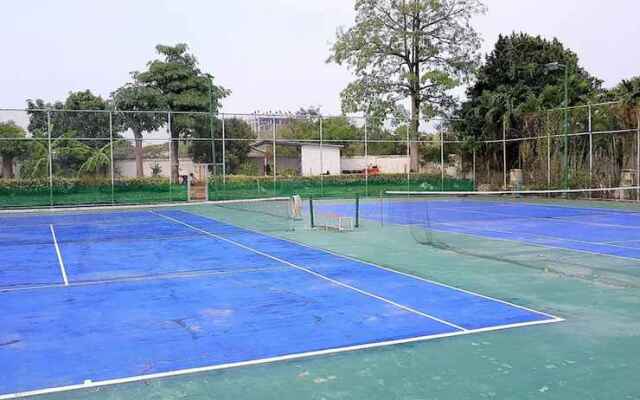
[252, 140, 343, 149]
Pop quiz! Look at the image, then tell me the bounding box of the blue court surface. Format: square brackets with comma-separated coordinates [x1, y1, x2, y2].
[326, 198, 640, 260]
[0, 208, 561, 398]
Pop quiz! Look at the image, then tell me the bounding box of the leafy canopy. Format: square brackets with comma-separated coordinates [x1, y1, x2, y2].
[329, 0, 486, 126]
[456, 33, 602, 140]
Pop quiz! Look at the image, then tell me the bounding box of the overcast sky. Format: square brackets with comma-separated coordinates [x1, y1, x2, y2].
[0, 0, 637, 115]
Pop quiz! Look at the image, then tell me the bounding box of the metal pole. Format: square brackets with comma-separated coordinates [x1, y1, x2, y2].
[503, 118, 507, 189]
[588, 104, 593, 197]
[637, 113, 640, 201]
[319, 116, 324, 196]
[209, 81, 216, 175]
[168, 111, 172, 201]
[47, 111, 53, 207]
[406, 123, 410, 191]
[563, 64, 570, 189]
[221, 113, 226, 185]
[364, 115, 369, 197]
[547, 111, 551, 189]
[440, 128, 445, 190]
[109, 112, 115, 204]
[272, 116, 277, 195]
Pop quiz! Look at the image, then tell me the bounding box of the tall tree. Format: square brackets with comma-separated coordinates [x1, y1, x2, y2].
[0, 121, 29, 179]
[112, 83, 168, 177]
[27, 90, 111, 146]
[328, 0, 486, 170]
[456, 33, 602, 141]
[134, 44, 228, 181]
[191, 118, 254, 174]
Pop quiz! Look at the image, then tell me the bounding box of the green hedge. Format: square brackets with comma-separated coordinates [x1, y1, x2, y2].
[0, 174, 473, 208]
[208, 173, 473, 200]
[0, 177, 187, 208]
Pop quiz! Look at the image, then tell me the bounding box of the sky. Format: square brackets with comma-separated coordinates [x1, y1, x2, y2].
[0, 0, 638, 116]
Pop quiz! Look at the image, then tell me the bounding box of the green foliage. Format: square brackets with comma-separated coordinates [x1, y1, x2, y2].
[133, 43, 229, 179]
[191, 117, 255, 173]
[0, 121, 29, 178]
[455, 33, 603, 141]
[27, 91, 112, 147]
[607, 77, 640, 108]
[328, 0, 486, 134]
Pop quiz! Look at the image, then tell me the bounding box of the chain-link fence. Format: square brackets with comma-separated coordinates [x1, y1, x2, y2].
[0, 101, 638, 208]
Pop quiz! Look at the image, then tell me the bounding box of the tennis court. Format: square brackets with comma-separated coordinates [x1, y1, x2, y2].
[321, 191, 640, 260]
[0, 203, 561, 399]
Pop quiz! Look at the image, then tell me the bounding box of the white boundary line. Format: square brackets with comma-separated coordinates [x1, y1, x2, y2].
[433, 220, 640, 255]
[409, 221, 640, 264]
[150, 211, 467, 331]
[433, 220, 640, 252]
[0, 197, 291, 215]
[49, 225, 68, 286]
[180, 210, 565, 322]
[0, 266, 289, 294]
[0, 209, 564, 400]
[0, 318, 560, 400]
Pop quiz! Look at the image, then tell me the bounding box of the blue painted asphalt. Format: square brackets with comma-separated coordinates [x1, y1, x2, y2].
[324, 200, 640, 259]
[0, 209, 557, 396]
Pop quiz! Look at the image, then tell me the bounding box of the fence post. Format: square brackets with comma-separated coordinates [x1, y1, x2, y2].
[637, 112, 640, 201]
[47, 111, 53, 207]
[406, 123, 410, 191]
[272, 116, 277, 195]
[168, 111, 172, 201]
[221, 113, 226, 186]
[503, 118, 507, 190]
[319, 116, 324, 196]
[109, 112, 115, 204]
[364, 115, 369, 197]
[440, 128, 445, 190]
[547, 111, 551, 190]
[588, 103, 593, 191]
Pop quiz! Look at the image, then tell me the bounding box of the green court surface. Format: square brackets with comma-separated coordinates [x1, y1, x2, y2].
[25, 199, 640, 400]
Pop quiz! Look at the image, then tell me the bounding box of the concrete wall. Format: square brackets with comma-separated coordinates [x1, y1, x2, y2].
[115, 158, 194, 178]
[341, 155, 410, 174]
[301, 145, 341, 176]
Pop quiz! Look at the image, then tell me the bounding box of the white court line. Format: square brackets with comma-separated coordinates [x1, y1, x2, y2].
[402, 220, 640, 264]
[433, 220, 640, 252]
[0, 317, 560, 400]
[49, 225, 68, 286]
[202, 215, 565, 321]
[425, 204, 640, 231]
[0, 266, 290, 294]
[151, 211, 467, 332]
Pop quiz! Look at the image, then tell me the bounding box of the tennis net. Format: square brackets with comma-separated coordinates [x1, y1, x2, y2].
[0, 197, 297, 246]
[379, 187, 640, 288]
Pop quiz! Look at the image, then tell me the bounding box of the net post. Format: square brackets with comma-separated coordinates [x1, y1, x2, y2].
[355, 194, 360, 228]
[309, 196, 315, 228]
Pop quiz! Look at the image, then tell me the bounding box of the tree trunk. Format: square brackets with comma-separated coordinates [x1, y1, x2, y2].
[2, 157, 15, 179]
[170, 125, 179, 183]
[409, 94, 420, 172]
[134, 130, 144, 177]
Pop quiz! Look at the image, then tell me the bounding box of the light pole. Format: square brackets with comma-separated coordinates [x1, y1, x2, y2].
[544, 62, 570, 189]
